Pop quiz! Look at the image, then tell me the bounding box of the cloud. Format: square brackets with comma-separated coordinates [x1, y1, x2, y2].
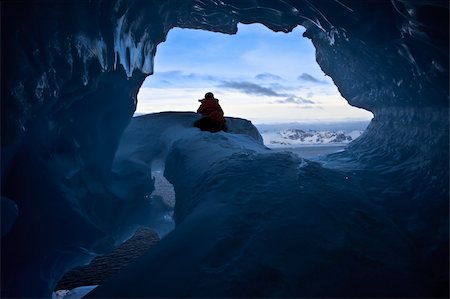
[160, 79, 172, 85]
[274, 96, 315, 105]
[255, 73, 283, 81]
[184, 73, 219, 81]
[219, 80, 319, 107]
[144, 70, 223, 87]
[155, 71, 221, 81]
[160, 70, 182, 76]
[218, 81, 283, 97]
[269, 82, 301, 91]
[294, 105, 323, 109]
[297, 73, 328, 84]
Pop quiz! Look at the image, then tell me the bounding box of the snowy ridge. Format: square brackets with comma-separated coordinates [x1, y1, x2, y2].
[262, 128, 363, 147]
[90, 112, 425, 298]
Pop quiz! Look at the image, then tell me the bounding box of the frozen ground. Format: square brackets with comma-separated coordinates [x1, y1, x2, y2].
[269, 144, 346, 159]
[54, 166, 174, 296]
[88, 112, 433, 298]
[55, 117, 347, 297]
[46, 112, 447, 298]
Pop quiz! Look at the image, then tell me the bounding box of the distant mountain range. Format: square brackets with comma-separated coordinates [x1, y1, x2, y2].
[261, 128, 364, 147]
[255, 121, 370, 147]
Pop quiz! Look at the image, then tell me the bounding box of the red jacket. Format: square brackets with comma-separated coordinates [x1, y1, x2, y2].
[197, 98, 225, 125]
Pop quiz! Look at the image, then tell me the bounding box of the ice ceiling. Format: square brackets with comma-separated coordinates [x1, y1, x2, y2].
[1, 0, 448, 297]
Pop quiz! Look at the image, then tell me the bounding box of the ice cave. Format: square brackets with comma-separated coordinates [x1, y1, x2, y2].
[1, 1, 448, 298]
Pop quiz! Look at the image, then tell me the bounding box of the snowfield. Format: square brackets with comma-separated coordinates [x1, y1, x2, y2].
[262, 128, 363, 146]
[87, 112, 425, 298]
[256, 122, 369, 148]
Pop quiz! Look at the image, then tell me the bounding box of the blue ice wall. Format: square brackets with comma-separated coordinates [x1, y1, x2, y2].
[88, 112, 434, 297]
[1, 0, 448, 297]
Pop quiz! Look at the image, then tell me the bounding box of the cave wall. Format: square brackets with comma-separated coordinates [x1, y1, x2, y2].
[1, 0, 448, 297]
[2, 0, 448, 151]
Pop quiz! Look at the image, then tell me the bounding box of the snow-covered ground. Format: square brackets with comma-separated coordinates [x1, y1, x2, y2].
[261, 128, 363, 147]
[270, 145, 347, 159]
[255, 121, 368, 158]
[87, 112, 424, 298]
[256, 121, 368, 148]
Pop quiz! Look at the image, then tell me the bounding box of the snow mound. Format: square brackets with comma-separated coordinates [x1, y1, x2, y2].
[89, 112, 425, 298]
[114, 112, 268, 224]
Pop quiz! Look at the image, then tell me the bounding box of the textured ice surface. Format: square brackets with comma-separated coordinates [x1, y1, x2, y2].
[0, 197, 18, 237]
[53, 285, 97, 299]
[1, 1, 448, 297]
[90, 112, 429, 298]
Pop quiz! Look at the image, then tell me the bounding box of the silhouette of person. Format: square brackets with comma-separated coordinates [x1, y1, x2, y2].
[194, 92, 227, 132]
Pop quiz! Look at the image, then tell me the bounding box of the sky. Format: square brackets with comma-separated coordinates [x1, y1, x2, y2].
[136, 23, 373, 124]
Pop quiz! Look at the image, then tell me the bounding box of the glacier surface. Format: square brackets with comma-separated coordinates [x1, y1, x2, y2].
[1, 0, 448, 297]
[90, 112, 426, 297]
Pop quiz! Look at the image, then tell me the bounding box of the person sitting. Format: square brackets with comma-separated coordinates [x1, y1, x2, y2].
[194, 92, 227, 133]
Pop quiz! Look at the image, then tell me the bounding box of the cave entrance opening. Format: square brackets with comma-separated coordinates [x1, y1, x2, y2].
[130, 23, 376, 226]
[135, 23, 373, 152]
[135, 23, 372, 125]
